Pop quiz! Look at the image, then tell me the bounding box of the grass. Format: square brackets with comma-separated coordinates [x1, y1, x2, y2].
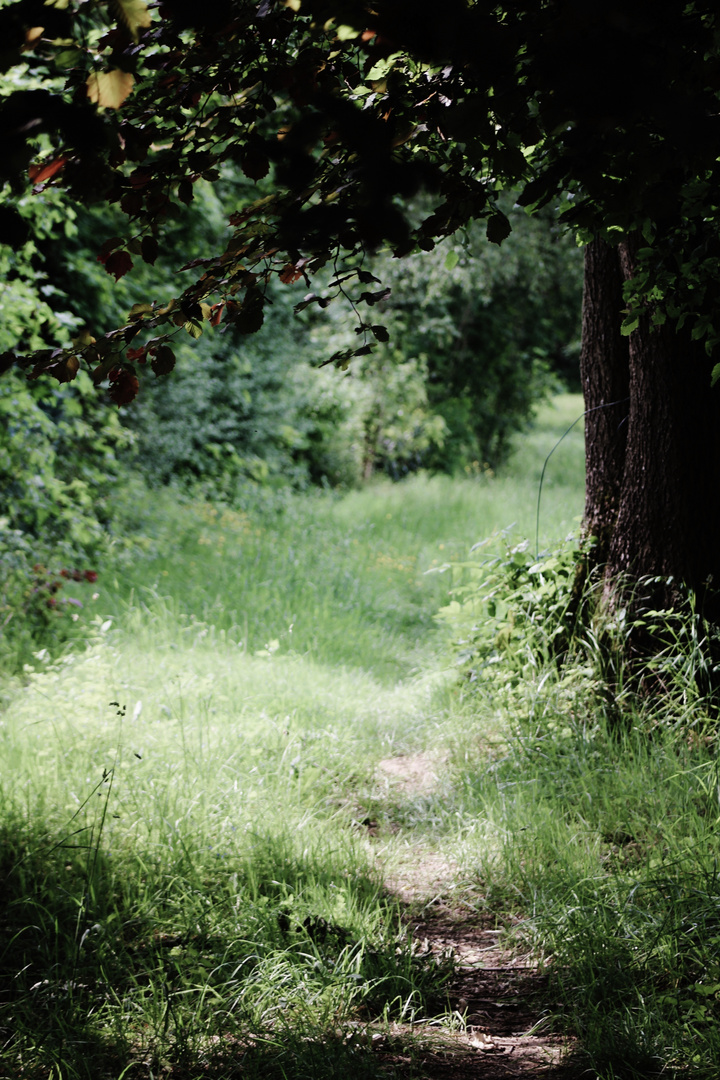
[13, 393, 720, 1079]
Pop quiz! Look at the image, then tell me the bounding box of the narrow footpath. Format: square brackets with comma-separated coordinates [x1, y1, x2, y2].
[366, 752, 579, 1080]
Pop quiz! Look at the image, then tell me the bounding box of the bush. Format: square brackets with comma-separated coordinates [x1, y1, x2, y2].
[0, 369, 132, 669]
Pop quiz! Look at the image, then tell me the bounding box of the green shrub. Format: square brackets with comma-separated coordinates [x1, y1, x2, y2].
[0, 369, 132, 669]
[438, 530, 720, 733]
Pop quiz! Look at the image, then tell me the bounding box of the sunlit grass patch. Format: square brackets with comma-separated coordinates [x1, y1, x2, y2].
[1, 636, 452, 1078]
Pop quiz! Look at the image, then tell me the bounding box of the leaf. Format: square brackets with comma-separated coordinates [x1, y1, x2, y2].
[141, 235, 159, 265]
[108, 369, 140, 405]
[151, 345, 175, 376]
[359, 287, 391, 306]
[104, 250, 133, 281]
[486, 212, 511, 245]
[29, 156, 67, 185]
[279, 263, 304, 284]
[178, 178, 194, 204]
[96, 236, 125, 263]
[121, 190, 143, 216]
[711, 363, 720, 387]
[620, 313, 640, 336]
[235, 289, 265, 334]
[241, 146, 270, 181]
[371, 325, 390, 342]
[87, 70, 135, 110]
[112, 0, 152, 42]
[444, 248, 459, 271]
[46, 355, 79, 383]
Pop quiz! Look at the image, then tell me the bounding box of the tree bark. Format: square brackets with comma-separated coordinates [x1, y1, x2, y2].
[580, 238, 630, 567]
[604, 238, 720, 604]
[582, 233, 720, 621]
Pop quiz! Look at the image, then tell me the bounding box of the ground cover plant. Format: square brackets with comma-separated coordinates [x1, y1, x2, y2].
[4, 394, 720, 1079]
[0, 398, 582, 1079]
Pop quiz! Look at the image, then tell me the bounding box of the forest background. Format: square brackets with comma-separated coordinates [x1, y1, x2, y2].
[0, 161, 582, 660]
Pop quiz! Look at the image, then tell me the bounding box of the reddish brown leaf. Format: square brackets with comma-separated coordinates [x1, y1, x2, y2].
[151, 345, 176, 376]
[129, 167, 153, 189]
[241, 147, 270, 181]
[279, 263, 304, 284]
[178, 178, 194, 204]
[486, 212, 511, 245]
[235, 289, 265, 334]
[96, 236, 125, 264]
[108, 369, 139, 405]
[359, 287, 392, 306]
[29, 156, 67, 184]
[104, 250, 133, 281]
[141, 235, 159, 265]
[210, 303, 225, 327]
[120, 190, 144, 216]
[46, 355, 80, 383]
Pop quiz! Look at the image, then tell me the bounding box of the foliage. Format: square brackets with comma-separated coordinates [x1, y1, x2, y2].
[2, 1, 718, 394]
[436, 533, 582, 693]
[0, 367, 132, 669]
[1, 476, 506, 1077]
[447, 682, 720, 1079]
[368, 200, 582, 470]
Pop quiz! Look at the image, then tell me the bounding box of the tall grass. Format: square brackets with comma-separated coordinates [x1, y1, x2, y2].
[433, 528, 720, 1079]
[0, 394, 600, 1079]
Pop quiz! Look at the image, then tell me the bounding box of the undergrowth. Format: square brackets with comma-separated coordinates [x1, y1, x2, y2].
[17, 394, 720, 1079]
[439, 527, 720, 1079]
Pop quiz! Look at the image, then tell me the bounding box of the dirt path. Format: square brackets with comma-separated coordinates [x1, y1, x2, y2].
[370, 753, 577, 1079]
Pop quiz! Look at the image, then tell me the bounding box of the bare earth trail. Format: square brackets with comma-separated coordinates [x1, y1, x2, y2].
[367, 753, 579, 1080]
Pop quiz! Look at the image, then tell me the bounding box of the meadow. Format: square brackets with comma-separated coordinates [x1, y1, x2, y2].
[3, 394, 719, 1079]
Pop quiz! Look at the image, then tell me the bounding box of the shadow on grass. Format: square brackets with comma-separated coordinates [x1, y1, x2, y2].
[0, 821, 453, 1080]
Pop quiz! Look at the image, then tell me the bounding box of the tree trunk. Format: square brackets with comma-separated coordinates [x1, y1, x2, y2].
[605, 238, 720, 605]
[580, 238, 630, 567]
[582, 233, 720, 617]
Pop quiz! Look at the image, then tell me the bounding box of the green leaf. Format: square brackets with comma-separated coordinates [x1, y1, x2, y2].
[711, 363, 720, 387]
[620, 314, 639, 336]
[444, 249, 459, 271]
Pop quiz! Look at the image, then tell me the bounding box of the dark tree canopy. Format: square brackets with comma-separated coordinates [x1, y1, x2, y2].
[2, 0, 719, 402]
